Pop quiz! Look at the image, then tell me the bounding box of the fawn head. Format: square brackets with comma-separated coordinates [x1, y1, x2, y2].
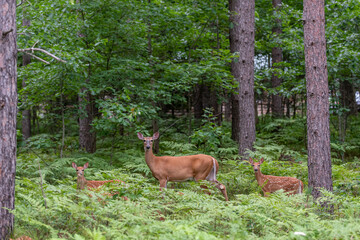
[137, 132, 159, 151]
[72, 162, 89, 177]
[249, 157, 265, 172]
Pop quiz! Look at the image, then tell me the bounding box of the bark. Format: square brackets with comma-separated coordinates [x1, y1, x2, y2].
[0, 0, 17, 238]
[79, 85, 96, 153]
[303, 0, 333, 200]
[229, 0, 256, 156]
[271, 0, 283, 117]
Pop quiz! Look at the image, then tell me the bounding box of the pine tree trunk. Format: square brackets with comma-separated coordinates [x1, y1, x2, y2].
[340, 79, 357, 116]
[229, 0, 240, 142]
[224, 92, 232, 121]
[271, 0, 283, 118]
[229, 0, 256, 156]
[231, 94, 240, 142]
[303, 0, 333, 200]
[79, 84, 96, 153]
[0, 0, 17, 238]
[147, 0, 160, 153]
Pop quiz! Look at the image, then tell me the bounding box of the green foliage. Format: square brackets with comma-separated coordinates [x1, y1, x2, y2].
[11, 0, 360, 239]
[13, 122, 360, 239]
[190, 109, 234, 154]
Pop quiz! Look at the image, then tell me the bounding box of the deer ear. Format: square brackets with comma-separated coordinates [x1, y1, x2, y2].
[153, 132, 159, 140]
[72, 162, 77, 169]
[83, 162, 89, 169]
[259, 158, 265, 164]
[137, 132, 144, 140]
[249, 158, 254, 164]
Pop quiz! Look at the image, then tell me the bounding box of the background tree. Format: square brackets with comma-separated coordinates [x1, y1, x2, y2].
[21, 12, 31, 141]
[303, 0, 333, 199]
[237, 0, 256, 157]
[271, 0, 283, 117]
[229, 0, 241, 142]
[0, 0, 17, 238]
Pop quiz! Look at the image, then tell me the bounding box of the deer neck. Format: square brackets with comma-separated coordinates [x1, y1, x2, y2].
[254, 170, 266, 186]
[77, 175, 87, 190]
[144, 148, 157, 170]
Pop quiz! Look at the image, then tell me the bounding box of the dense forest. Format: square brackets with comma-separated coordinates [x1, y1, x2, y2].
[1, 0, 360, 239]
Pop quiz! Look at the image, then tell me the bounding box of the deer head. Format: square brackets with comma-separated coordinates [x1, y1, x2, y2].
[249, 157, 264, 172]
[137, 132, 159, 151]
[72, 162, 89, 177]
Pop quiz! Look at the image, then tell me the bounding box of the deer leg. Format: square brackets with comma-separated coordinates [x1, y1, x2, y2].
[210, 180, 229, 201]
[263, 191, 270, 197]
[159, 179, 167, 190]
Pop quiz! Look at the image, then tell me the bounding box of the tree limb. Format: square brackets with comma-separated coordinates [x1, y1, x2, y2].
[17, 0, 32, 7]
[18, 47, 67, 63]
[20, 51, 50, 64]
[16, 0, 25, 7]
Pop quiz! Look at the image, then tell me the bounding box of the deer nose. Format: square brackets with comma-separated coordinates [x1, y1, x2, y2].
[254, 169, 258, 172]
[146, 146, 151, 149]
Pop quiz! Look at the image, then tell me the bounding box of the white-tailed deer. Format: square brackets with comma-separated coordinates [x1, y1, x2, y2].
[10, 236, 32, 240]
[249, 157, 304, 196]
[137, 132, 228, 201]
[72, 162, 128, 200]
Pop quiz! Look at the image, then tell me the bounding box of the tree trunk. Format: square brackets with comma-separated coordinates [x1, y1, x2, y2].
[303, 0, 333, 200]
[193, 84, 203, 119]
[340, 79, 357, 116]
[224, 98, 231, 122]
[79, 83, 96, 153]
[231, 94, 240, 142]
[21, 17, 31, 141]
[229, 0, 240, 142]
[229, 0, 256, 157]
[292, 94, 297, 118]
[271, 0, 283, 118]
[147, 0, 160, 153]
[0, 0, 17, 238]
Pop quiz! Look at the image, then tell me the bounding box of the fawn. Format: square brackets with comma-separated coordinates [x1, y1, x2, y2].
[10, 236, 32, 240]
[249, 157, 304, 196]
[72, 162, 128, 200]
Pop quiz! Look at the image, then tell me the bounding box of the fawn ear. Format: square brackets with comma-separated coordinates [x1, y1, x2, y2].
[72, 162, 77, 169]
[249, 158, 254, 164]
[153, 132, 159, 140]
[259, 158, 265, 164]
[83, 162, 89, 169]
[137, 132, 144, 140]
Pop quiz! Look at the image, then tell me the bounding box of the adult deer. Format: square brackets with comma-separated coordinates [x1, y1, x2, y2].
[72, 162, 128, 200]
[249, 157, 304, 196]
[137, 132, 228, 201]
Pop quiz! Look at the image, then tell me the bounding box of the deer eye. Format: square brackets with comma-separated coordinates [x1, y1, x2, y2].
[150, 140, 153, 142]
[143, 140, 146, 142]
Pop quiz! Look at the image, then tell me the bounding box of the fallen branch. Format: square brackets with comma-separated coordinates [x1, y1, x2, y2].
[22, 52, 50, 64]
[18, 47, 67, 63]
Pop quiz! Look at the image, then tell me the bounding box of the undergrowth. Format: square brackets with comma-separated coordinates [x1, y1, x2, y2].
[12, 117, 360, 239]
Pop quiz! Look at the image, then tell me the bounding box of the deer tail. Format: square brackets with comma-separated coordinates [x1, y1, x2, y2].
[206, 158, 217, 181]
[298, 180, 302, 194]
